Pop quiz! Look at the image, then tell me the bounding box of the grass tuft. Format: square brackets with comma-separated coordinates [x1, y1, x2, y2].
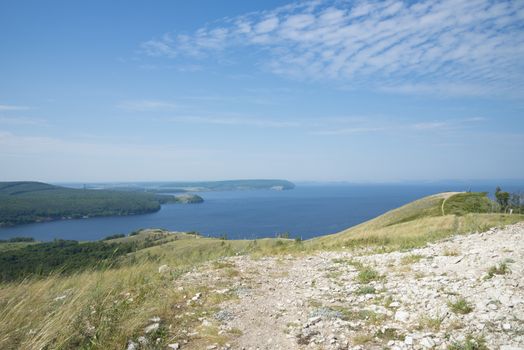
[448, 297, 473, 314]
[447, 334, 488, 350]
[485, 262, 510, 279]
[357, 266, 382, 284]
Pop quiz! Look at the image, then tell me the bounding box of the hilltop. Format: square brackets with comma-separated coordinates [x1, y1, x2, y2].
[0, 192, 522, 349]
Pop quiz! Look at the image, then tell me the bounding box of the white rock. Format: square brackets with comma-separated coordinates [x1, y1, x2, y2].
[405, 336, 414, 345]
[502, 323, 511, 330]
[144, 323, 159, 333]
[192, 293, 202, 301]
[138, 336, 148, 345]
[126, 341, 138, 350]
[158, 264, 169, 273]
[394, 310, 410, 323]
[420, 337, 436, 348]
[389, 301, 401, 308]
[168, 343, 180, 350]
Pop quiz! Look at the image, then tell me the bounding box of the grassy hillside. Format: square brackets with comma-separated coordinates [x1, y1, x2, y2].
[0, 192, 522, 349]
[0, 182, 177, 226]
[308, 192, 520, 251]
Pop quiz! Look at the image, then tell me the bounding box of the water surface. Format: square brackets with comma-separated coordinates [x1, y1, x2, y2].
[0, 183, 521, 241]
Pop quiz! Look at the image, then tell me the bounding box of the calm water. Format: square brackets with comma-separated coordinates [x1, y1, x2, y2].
[0, 183, 522, 241]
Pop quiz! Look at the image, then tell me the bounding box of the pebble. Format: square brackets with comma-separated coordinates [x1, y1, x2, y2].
[394, 310, 410, 323]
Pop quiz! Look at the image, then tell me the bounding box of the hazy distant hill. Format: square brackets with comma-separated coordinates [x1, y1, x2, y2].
[74, 179, 296, 192]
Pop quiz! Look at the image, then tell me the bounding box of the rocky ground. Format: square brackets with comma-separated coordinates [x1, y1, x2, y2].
[175, 223, 524, 350]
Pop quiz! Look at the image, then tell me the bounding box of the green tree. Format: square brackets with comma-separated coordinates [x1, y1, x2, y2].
[495, 187, 510, 212]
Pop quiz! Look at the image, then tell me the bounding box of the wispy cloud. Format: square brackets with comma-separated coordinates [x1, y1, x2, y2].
[0, 104, 30, 111]
[116, 99, 178, 112]
[155, 113, 486, 134]
[0, 116, 46, 126]
[311, 116, 485, 135]
[141, 0, 524, 97]
[161, 115, 302, 128]
[0, 130, 210, 159]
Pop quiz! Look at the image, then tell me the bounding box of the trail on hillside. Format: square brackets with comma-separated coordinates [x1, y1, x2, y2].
[440, 192, 462, 216]
[180, 223, 524, 350]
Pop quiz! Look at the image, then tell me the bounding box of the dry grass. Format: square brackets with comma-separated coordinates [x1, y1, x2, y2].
[0, 235, 248, 349]
[308, 192, 523, 251]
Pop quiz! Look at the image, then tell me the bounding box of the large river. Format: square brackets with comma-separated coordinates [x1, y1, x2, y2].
[0, 183, 521, 241]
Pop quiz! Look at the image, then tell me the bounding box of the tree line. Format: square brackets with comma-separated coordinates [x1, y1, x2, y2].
[495, 186, 523, 214]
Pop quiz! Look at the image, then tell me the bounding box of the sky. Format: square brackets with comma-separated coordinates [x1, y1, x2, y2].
[1, 0, 523, 182]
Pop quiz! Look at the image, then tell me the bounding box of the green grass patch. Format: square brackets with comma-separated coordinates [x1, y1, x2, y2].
[417, 315, 443, 331]
[443, 192, 493, 216]
[485, 262, 510, 279]
[448, 297, 474, 314]
[355, 285, 376, 295]
[356, 266, 382, 284]
[448, 334, 488, 350]
[401, 254, 424, 265]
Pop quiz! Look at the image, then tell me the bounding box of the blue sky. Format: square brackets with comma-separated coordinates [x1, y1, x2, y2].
[1, 0, 523, 182]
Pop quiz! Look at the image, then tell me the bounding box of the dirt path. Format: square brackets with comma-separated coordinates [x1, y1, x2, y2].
[181, 223, 524, 350]
[440, 192, 462, 216]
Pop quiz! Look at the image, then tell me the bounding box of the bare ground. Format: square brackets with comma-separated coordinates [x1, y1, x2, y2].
[178, 223, 524, 350]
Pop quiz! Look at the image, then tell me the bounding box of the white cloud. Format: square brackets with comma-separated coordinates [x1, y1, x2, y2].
[256, 17, 278, 33]
[140, 0, 524, 97]
[162, 115, 302, 128]
[0, 116, 46, 125]
[0, 104, 30, 111]
[117, 100, 178, 112]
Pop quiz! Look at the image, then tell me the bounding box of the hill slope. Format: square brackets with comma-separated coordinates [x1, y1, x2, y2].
[308, 191, 516, 250]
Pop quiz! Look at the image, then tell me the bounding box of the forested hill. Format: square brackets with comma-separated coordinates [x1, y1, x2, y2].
[0, 181, 169, 226]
